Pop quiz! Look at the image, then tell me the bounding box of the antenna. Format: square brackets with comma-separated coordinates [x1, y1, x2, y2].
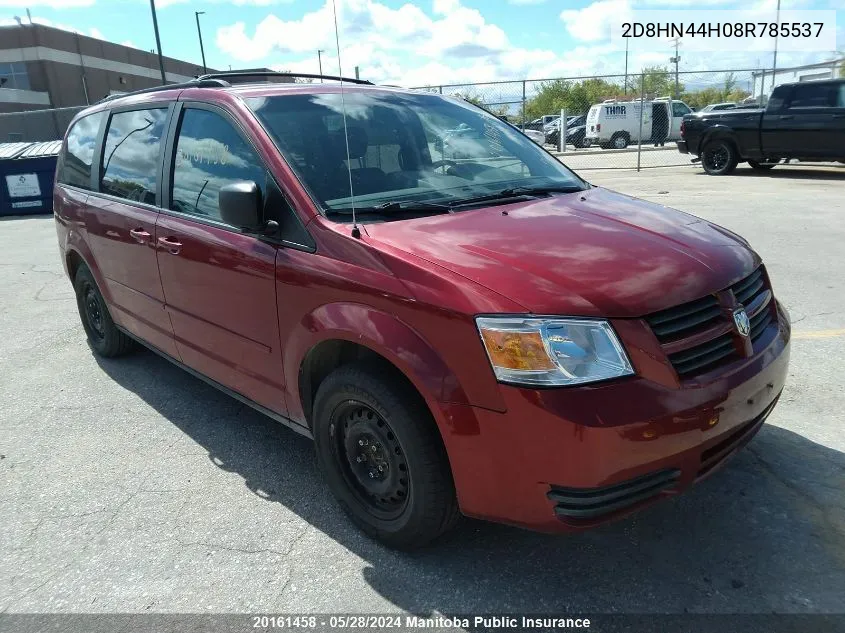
[331, 0, 359, 238]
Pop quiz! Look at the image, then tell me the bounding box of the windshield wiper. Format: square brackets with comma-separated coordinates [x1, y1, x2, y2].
[326, 200, 454, 216]
[446, 184, 583, 208]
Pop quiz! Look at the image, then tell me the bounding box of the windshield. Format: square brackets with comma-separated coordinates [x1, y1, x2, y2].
[247, 91, 585, 222]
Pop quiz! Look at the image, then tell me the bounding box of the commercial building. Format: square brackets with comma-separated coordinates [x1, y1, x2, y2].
[752, 59, 844, 102]
[0, 21, 209, 113]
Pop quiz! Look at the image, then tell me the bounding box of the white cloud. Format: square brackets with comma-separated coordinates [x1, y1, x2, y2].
[560, 0, 631, 43]
[0, 15, 105, 38]
[506, 0, 548, 4]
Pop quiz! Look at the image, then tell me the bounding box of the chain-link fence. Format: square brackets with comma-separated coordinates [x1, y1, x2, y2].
[0, 106, 86, 143]
[415, 60, 843, 171]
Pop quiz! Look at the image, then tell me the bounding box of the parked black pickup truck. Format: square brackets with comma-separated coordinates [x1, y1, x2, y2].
[678, 79, 845, 175]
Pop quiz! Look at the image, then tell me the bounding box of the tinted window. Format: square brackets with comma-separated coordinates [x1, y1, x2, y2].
[101, 108, 168, 205]
[59, 111, 105, 189]
[838, 85, 845, 108]
[170, 108, 266, 222]
[788, 83, 837, 109]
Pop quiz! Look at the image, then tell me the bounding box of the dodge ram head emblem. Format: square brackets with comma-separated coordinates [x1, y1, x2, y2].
[733, 307, 751, 338]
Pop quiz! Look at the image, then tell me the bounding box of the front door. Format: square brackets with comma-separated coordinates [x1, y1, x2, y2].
[84, 106, 178, 358]
[155, 104, 286, 413]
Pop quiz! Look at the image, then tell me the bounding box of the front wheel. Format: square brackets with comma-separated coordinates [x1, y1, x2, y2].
[312, 362, 459, 549]
[747, 158, 777, 171]
[701, 139, 738, 175]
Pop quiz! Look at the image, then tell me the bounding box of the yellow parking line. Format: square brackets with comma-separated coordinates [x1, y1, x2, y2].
[792, 329, 845, 340]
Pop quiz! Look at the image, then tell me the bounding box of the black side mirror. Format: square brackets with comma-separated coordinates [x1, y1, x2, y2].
[219, 181, 261, 230]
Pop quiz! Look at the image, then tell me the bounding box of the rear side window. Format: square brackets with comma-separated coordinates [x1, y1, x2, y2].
[59, 111, 105, 189]
[788, 83, 837, 109]
[101, 108, 168, 205]
[170, 108, 265, 222]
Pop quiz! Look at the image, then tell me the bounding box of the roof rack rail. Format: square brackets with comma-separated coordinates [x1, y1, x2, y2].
[195, 71, 373, 86]
[95, 78, 231, 104]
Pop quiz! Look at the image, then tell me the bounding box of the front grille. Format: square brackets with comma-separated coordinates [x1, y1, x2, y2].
[548, 469, 680, 520]
[645, 266, 775, 379]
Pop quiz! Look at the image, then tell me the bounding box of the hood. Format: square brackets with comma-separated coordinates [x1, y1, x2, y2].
[365, 187, 758, 317]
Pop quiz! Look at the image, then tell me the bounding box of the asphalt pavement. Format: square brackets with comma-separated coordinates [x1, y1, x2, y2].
[1, 164, 844, 621]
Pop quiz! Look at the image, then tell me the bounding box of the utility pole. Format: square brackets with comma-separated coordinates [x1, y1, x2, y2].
[195, 11, 207, 74]
[149, 0, 167, 84]
[624, 36, 629, 95]
[669, 37, 681, 98]
[772, 0, 781, 92]
[317, 49, 325, 81]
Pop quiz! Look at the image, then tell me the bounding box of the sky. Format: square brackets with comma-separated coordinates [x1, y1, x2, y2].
[1, 0, 843, 88]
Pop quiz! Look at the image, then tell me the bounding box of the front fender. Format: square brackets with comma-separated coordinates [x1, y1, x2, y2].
[284, 302, 472, 425]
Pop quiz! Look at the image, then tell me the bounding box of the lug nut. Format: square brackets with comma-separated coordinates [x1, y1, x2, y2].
[371, 445, 377, 453]
[378, 465, 384, 472]
[368, 472, 375, 478]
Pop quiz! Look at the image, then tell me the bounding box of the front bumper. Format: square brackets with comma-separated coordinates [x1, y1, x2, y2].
[435, 305, 790, 532]
[676, 140, 689, 154]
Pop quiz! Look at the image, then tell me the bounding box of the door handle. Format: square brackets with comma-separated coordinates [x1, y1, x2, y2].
[157, 236, 182, 255]
[778, 115, 794, 120]
[129, 228, 151, 243]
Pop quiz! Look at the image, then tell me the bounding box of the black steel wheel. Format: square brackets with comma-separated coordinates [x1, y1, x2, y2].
[334, 401, 410, 520]
[313, 362, 459, 549]
[73, 264, 135, 357]
[701, 139, 738, 175]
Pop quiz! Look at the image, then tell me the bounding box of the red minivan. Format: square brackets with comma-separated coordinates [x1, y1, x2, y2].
[54, 73, 790, 548]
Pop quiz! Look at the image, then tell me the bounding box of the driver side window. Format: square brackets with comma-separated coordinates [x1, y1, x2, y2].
[170, 108, 266, 224]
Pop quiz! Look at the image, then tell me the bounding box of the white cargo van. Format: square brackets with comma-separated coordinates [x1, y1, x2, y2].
[585, 98, 692, 149]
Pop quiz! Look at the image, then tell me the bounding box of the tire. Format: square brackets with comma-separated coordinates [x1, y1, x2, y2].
[73, 264, 135, 357]
[701, 139, 739, 175]
[312, 362, 459, 549]
[610, 133, 629, 149]
[747, 159, 777, 171]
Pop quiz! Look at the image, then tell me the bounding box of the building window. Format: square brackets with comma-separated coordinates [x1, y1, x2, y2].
[0, 62, 31, 91]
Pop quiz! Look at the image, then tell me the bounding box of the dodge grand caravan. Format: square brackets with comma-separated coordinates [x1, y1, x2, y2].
[54, 72, 790, 548]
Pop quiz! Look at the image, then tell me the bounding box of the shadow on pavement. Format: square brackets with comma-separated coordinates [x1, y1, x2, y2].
[702, 165, 845, 180]
[95, 347, 845, 615]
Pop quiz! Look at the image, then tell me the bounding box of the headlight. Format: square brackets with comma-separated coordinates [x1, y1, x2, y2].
[476, 316, 634, 387]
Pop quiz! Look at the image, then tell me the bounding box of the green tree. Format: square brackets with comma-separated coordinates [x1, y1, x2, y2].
[640, 66, 679, 98]
[525, 77, 623, 119]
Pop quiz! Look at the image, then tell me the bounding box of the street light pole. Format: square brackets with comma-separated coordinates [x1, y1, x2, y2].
[624, 36, 629, 95]
[149, 0, 167, 84]
[317, 49, 325, 81]
[772, 0, 781, 92]
[195, 11, 207, 74]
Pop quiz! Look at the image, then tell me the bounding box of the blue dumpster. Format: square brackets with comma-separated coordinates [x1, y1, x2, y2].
[0, 140, 62, 217]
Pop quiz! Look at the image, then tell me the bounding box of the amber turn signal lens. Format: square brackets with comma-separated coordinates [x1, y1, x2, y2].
[479, 329, 555, 371]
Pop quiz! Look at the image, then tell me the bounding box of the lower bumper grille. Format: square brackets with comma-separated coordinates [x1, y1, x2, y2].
[547, 469, 680, 520]
[697, 395, 779, 479]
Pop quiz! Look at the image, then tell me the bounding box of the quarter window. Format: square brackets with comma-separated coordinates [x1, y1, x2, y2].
[101, 108, 168, 205]
[170, 108, 265, 223]
[58, 111, 105, 190]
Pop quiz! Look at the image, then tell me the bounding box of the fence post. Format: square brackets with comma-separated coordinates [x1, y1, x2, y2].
[559, 108, 565, 153]
[637, 73, 645, 172]
[521, 80, 526, 128]
[438, 85, 443, 94]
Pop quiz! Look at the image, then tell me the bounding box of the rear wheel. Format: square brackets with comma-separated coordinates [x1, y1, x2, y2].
[73, 264, 135, 357]
[747, 158, 777, 171]
[312, 362, 459, 549]
[701, 139, 738, 175]
[610, 132, 630, 149]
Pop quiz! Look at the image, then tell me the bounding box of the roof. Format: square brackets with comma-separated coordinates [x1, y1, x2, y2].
[0, 141, 62, 161]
